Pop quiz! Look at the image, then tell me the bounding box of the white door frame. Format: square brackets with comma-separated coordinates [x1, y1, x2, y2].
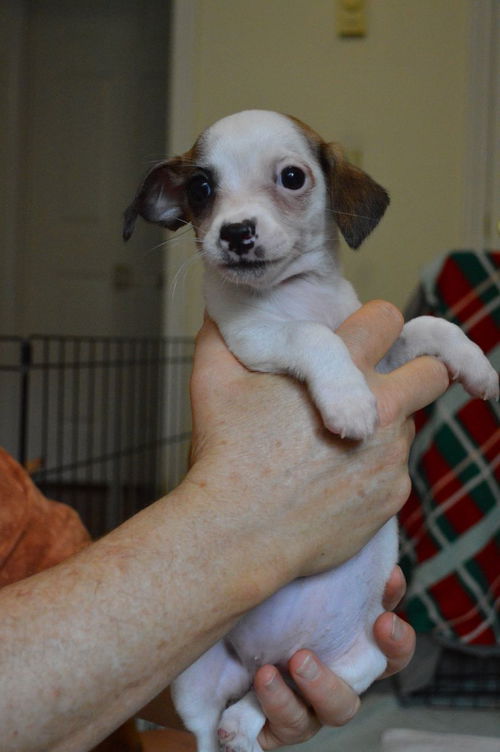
[167, 0, 199, 156]
[463, 0, 497, 250]
[163, 0, 202, 337]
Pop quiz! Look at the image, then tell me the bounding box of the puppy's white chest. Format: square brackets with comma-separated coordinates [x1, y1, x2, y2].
[204, 268, 361, 332]
[266, 274, 361, 329]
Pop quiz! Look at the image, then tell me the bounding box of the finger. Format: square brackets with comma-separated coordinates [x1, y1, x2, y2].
[191, 315, 247, 393]
[382, 565, 407, 611]
[193, 316, 235, 366]
[374, 612, 416, 679]
[376, 355, 450, 425]
[255, 665, 319, 749]
[288, 650, 360, 727]
[336, 300, 404, 370]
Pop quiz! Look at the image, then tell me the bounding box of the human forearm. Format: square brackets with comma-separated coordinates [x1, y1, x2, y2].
[0, 481, 278, 752]
[0, 302, 449, 752]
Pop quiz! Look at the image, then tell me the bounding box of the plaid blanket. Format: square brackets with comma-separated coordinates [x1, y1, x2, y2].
[399, 251, 500, 648]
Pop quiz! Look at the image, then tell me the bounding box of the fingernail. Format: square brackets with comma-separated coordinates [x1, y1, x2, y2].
[295, 654, 319, 681]
[391, 614, 405, 641]
[262, 668, 279, 690]
[341, 696, 361, 724]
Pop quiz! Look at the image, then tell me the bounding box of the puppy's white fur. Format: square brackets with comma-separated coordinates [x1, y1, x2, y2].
[125, 110, 498, 752]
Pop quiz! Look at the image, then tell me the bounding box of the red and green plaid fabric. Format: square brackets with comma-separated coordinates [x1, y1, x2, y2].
[399, 251, 500, 647]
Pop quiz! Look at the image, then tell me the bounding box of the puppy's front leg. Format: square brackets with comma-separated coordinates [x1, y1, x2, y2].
[380, 316, 498, 400]
[223, 319, 377, 440]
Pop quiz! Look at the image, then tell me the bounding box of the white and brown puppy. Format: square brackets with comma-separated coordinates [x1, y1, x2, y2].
[124, 110, 498, 752]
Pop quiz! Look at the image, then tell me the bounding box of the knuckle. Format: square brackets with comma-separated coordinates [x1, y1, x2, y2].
[387, 473, 412, 514]
[398, 473, 413, 503]
[428, 356, 450, 390]
[329, 697, 361, 727]
[394, 565, 407, 596]
[382, 431, 412, 469]
[383, 566, 407, 607]
[316, 676, 361, 727]
[406, 417, 416, 442]
[285, 707, 311, 736]
[377, 392, 399, 427]
[393, 434, 411, 464]
[371, 300, 404, 333]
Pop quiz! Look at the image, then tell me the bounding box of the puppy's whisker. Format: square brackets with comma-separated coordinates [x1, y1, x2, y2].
[169, 252, 201, 301]
[141, 227, 195, 259]
[172, 217, 192, 228]
[160, 213, 202, 234]
[327, 208, 379, 222]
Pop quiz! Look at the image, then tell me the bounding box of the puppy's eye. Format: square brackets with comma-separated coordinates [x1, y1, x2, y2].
[186, 173, 213, 208]
[279, 166, 306, 191]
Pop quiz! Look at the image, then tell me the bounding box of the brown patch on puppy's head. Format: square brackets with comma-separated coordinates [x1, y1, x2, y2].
[321, 142, 389, 249]
[287, 115, 390, 249]
[122, 141, 203, 241]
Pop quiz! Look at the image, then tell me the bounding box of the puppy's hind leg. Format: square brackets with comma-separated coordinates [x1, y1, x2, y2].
[218, 690, 266, 752]
[172, 641, 251, 752]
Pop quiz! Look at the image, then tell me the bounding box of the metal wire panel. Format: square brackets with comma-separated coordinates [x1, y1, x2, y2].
[0, 335, 194, 537]
[398, 648, 500, 709]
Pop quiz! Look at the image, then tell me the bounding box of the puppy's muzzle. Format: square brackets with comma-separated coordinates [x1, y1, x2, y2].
[220, 220, 257, 256]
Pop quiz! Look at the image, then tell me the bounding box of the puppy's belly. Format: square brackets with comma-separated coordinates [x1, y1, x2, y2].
[227, 518, 397, 673]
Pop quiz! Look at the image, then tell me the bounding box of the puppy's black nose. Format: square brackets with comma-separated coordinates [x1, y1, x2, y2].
[220, 220, 256, 255]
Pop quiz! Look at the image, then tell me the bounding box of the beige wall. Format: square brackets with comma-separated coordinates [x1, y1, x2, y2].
[166, 0, 472, 335]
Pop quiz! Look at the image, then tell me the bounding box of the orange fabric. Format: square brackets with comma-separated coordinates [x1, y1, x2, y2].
[0, 449, 190, 750]
[0, 447, 91, 587]
[0, 448, 147, 750]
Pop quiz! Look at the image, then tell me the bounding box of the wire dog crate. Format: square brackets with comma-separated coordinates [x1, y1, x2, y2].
[396, 647, 500, 709]
[0, 335, 194, 538]
[2, 333, 499, 709]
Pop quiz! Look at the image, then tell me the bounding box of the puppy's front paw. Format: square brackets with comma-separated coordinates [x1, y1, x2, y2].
[446, 344, 499, 400]
[402, 317, 499, 401]
[313, 380, 378, 440]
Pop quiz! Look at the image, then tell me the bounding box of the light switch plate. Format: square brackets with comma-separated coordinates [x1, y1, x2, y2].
[337, 0, 367, 37]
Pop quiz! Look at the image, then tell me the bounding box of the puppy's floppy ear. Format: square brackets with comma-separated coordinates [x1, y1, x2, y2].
[123, 157, 189, 241]
[321, 143, 389, 249]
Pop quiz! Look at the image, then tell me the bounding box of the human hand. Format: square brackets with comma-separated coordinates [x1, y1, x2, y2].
[187, 300, 449, 587]
[138, 568, 413, 745]
[254, 566, 414, 749]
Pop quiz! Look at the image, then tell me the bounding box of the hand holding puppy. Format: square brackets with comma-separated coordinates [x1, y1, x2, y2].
[0, 302, 445, 752]
[180, 301, 443, 750]
[254, 566, 414, 749]
[188, 301, 448, 583]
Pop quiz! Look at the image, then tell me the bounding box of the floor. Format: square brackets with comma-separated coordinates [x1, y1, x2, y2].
[279, 689, 500, 752]
[138, 688, 500, 752]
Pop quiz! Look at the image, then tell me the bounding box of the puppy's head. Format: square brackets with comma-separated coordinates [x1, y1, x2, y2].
[124, 110, 389, 289]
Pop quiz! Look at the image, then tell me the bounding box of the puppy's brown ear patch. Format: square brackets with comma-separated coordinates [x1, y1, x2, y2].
[321, 143, 389, 249]
[123, 157, 189, 241]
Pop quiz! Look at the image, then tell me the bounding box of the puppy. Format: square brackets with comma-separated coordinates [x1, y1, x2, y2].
[124, 110, 498, 752]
